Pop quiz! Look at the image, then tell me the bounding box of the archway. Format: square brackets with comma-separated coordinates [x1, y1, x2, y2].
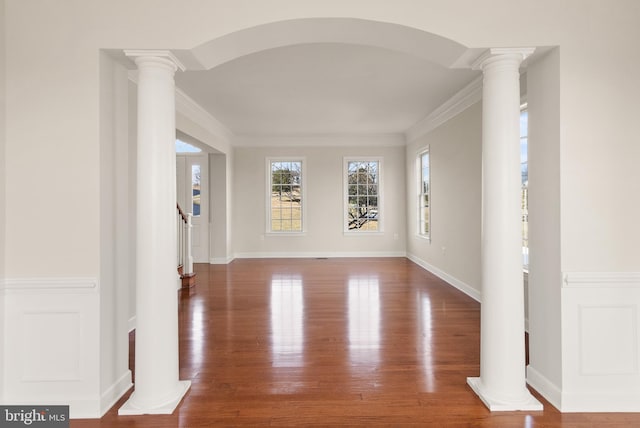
[122, 17, 539, 414]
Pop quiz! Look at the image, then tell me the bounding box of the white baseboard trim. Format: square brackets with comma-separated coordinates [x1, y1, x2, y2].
[209, 256, 235, 265]
[128, 316, 136, 333]
[118, 380, 191, 415]
[526, 364, 562, 410]
[234, 251, 407, 259]
[3, 397, 99, 420]
[100, 370, 133, 417]
[406, 253, 481, 302]
[560, 390, 640, 413]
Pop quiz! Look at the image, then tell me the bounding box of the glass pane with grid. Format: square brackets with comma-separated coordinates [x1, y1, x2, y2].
[520, 108, 529, 266]
[271, 161, 302, 232]
[419, 151, 430, 237]
[347, 161, 379, 231]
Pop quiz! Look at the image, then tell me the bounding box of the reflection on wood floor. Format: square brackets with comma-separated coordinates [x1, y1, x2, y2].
[73, 258, 640, 427]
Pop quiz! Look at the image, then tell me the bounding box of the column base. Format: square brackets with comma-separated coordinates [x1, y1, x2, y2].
[467, 377, 543, 411]
[118, 380, 191, 415]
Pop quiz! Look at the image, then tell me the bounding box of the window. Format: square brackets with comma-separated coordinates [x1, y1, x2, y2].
[520, 105, 529, 269]
[267, 159, 304, 233]
[192, 164, 201, 216]
[175, 139, 201, 153]
[417, 148, 430, 239]
[344, 158, 382, 232]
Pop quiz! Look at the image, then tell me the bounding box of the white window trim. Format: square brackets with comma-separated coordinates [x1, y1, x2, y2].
[416, 147, 431, 241]
[265, 157, 307, 235]
[520, 102, 529, 271]
[343, 156, 384, 234]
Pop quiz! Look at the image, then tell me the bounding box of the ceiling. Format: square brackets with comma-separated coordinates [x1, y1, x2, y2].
[175, 42, 480, 138]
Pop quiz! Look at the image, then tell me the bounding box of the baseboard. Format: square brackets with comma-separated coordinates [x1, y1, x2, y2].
[559, 390, 640, 413]
[233, 251, 407, 259]
[406, 253, 481, 302]
[3, 396, 100, 419]
[209, 256, 235, 264]
[529, 361, 640, 412]
[2, 389, 127, 419]
[100, 370, 133, 417]
[526, 364, 562, 410]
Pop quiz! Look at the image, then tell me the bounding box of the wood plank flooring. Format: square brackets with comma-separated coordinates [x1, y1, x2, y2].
[73, 258, 640, 426]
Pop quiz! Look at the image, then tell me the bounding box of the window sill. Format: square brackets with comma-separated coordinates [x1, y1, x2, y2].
[343, 231, 384, 236]
[265, 232, 307, 237]
[416, 234, 431, 242]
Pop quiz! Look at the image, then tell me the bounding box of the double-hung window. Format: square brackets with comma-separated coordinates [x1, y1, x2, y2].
[417, 148, 430, 239]
[520, 105, 529, 268]
[344, 158, 382, 232]
[267, 158, 305, 233]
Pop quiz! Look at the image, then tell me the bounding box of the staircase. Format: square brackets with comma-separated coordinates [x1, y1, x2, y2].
[177, 203, 196, 289]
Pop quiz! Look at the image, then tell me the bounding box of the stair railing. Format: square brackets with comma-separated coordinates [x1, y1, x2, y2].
[176, 203, 193, 278]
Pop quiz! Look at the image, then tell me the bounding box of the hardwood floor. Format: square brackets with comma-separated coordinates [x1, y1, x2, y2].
[73, 258, 640, 426]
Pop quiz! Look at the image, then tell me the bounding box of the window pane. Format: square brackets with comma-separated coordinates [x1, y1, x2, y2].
[418, 150, 430, 238]
[270, 160, 303, 232]
[520, 109, 529, 267]
[346, 160, 380, 231]
[192, 164, 201, 216]
[176, 139, 202, 153]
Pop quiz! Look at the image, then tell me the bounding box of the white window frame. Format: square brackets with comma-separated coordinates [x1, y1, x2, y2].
[417, 147, 431, 241]
[343, 157, 383, 234]
[520, 102, 529, 271]
[266, 157, 306, 235]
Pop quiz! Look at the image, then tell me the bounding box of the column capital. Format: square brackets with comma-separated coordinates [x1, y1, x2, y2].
[124, 49, 186, 72]
[471, 47, 535, 71]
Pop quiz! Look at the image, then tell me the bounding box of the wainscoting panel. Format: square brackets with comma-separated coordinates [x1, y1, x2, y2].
[560, 272, 640, 412]
[2, 278, 102, 418]
[579, 305, 637, 376]
[21, 311, 82, 382]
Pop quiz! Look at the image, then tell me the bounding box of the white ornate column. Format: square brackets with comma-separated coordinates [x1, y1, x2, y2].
[467, 48, 542, 411]
[119, 50, 190, 415]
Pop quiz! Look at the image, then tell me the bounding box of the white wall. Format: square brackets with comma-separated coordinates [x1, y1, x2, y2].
[210, 153, 231, 263]
[406, 102, 482, 300]
[5, 1, 102, 277]
[558, 4, 640, 271]
[98, 52, 133, 415]
[127, 80, 137, 331]
[0, 0, 6, 403]
[526, 48, 563, 400]
[233, 143, 406, 258]
[2, 49, 133, 419]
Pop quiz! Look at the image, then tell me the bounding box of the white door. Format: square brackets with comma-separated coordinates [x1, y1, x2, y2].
[177, 154, 209, 263]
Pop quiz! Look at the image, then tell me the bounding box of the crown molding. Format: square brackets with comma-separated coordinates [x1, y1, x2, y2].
[175, 88, 235, 144]
[233, 133, 405, 148]
[405, 76, 482, 143]
[126, 73, 234, 146]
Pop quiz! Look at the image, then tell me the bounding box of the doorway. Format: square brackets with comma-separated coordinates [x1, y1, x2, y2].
[177, 153, 209, 263]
